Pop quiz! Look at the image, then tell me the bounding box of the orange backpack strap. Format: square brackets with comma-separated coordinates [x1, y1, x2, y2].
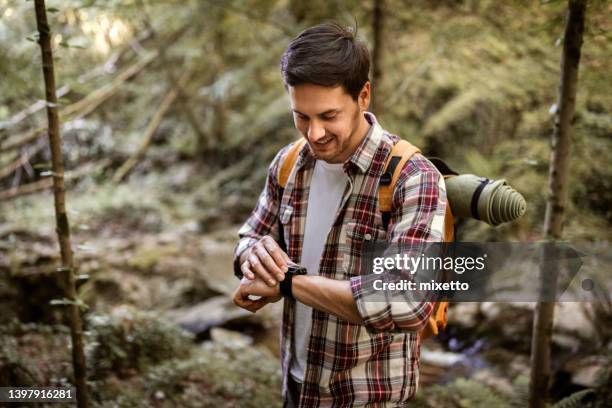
[279, 139, 307, 188]
[422, 302, 449, 339]
[442, 180, 455, 242]
[277, 138, 306, 252]
[421, 197, 454, 340]
[379, 140, 421, 229]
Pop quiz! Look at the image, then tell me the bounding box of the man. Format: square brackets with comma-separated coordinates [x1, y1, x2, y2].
[232, 22, 447, 407]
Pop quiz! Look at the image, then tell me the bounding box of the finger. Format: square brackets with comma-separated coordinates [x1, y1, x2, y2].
[233, 291, 252, 308]
[233, 296, 250, 308]
[262, 237, 288, 272]
[248, 298, 270, 312]
[248, 252, 276, 287]
[240, 299, 259, 313]
[241, 260, 255, 280]
[233, 287, 258, 310]
[281, 250, 292, 265]
[238, 296, 269, 313]
[255, 243, 284, 281]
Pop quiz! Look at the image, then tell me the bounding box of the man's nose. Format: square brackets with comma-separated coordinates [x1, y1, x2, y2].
[307, 121, 326, 142]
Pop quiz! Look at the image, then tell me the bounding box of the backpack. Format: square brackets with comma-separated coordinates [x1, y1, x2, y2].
[277, 138, 453, 340]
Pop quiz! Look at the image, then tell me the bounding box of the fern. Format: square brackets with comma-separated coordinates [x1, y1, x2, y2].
[552, 389, 595, 408]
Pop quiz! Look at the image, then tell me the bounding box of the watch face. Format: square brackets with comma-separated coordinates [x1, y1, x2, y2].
[287, 265, 307, 275]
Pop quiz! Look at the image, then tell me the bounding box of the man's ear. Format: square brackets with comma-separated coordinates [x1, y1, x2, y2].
[358, 82, 371, 111]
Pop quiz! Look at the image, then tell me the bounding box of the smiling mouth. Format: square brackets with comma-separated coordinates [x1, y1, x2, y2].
[315, 136, 333, 146]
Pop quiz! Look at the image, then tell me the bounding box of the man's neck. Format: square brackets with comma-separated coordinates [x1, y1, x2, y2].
[336, 113, 371, 164]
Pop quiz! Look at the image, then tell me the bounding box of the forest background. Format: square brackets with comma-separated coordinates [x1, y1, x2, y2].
[0, 0, 610, 407]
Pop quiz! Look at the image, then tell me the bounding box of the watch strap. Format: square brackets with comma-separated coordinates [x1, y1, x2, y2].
[280, 265, 307, 300]
[279, 274, 295, 299]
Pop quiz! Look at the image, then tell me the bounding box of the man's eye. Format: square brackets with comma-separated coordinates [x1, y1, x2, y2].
[323, 115, 336, 120]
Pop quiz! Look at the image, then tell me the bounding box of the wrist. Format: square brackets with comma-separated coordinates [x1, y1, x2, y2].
[289, 275, 307, 301]
[279, 265, 307, 300]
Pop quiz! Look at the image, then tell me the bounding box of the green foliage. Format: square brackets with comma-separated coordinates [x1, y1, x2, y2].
[508, 375, 530, 408]
[412, 378, 509, 407]
[553, 389, 595, 408]
[0, 321, 72, 387]
[143, 342, 282, 408]
[591, 358, 612, 408]
[86, 307, 194, 379]
[2, 0, 609, 242]
[0, 336, 26, 385]
[89, 340, 281, 408]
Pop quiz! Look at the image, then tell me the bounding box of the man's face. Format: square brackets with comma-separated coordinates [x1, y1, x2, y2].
[288, 83, 370, 164]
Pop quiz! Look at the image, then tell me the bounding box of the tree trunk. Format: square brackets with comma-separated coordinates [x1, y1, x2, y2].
[371, 0, 386, 115]
[211, 17, 227, 151]
[528, 1, 587, 407]
[33, 1, 90, 407]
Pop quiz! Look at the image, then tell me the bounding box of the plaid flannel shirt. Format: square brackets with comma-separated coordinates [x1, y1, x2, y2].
[233, 113, 447, 407]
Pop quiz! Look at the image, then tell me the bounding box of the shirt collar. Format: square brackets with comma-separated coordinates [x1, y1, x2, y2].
[346, 112, 383, 173]
[296, 111, 383, 174]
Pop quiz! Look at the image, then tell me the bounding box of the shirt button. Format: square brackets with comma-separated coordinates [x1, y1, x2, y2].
[364, 233, 372, 241]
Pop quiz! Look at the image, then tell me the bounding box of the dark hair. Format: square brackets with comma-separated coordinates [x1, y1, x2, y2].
[280, 22, 370, 100]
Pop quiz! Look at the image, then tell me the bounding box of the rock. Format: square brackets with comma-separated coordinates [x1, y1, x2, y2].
[199, 236, 240, 297]
[447, 303, 480, 328]
[508, 355, 531, 378]
[478, 302, 533, 321]
[479, 302, 499, 318]
[165, 296, 260, 339]
[552, 333, 581, 352]
[553, 303, 596, 341]
[421, 348, 465, 367]
[481, 303, 533, 351]
[573, 364, 602, 387]
[210, 327, 253, 349]
[565, 356, 608, 388]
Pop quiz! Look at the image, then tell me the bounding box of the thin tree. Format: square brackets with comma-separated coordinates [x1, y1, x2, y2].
[528, 1, 587, 407]
[33, 1, 90, 406]
[371, 0, 386, 115]
[211, 8, 227, 150]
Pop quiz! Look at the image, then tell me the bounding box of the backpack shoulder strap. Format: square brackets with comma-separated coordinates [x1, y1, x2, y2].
[277, 139, 306, 253]
[279, 139, 307, 188]
[378, 140, 456, 341]
[379, 140, 420, 228]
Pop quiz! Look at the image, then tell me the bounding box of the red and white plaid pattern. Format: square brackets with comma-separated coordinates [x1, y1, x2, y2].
[234, 113, 447, 407]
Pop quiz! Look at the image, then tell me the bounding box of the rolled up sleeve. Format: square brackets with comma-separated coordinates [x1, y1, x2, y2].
[232, 144, 292, 279]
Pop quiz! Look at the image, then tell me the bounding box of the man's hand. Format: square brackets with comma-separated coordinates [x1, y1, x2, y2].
[232, 277, 282, 313]
[240, 276, 281, 298]
[240, 236, 290, 287]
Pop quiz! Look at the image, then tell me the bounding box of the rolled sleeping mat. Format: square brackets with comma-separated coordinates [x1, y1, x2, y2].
[445, 174, 526, 226]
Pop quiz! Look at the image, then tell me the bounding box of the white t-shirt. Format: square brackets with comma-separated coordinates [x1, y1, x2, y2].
[290, 159, 348, 383]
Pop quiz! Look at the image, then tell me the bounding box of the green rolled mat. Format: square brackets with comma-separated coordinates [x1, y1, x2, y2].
[445, 174, 527, 226]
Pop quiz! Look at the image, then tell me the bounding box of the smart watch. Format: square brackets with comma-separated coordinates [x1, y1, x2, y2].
[280, 264, 307, 300]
